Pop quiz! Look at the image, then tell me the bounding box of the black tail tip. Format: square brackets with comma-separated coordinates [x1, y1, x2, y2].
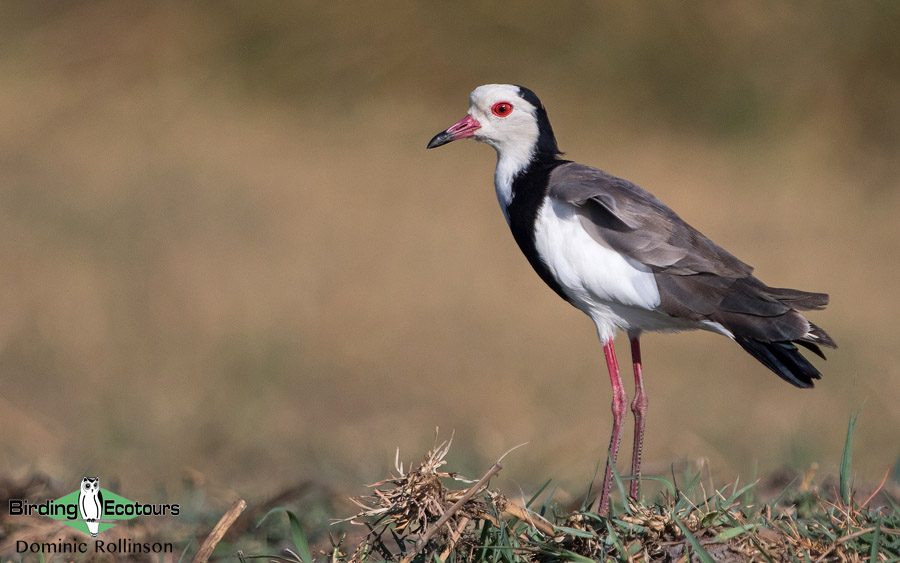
[735, 336, 823, 388]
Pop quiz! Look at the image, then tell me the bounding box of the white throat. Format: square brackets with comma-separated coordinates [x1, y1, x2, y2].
[492, 143, 535, 223]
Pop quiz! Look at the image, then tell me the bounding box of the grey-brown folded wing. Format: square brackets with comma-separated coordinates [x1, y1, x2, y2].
[548, 162, 753, 278]
[547, 162, 831, 337]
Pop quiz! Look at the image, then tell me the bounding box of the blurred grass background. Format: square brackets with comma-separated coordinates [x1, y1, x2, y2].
[1, 1, 899, 502]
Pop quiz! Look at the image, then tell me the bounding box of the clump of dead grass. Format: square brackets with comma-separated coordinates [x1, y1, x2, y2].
[344, 437, 475, 537]
[338, 435, 552, 563]
[328, 432, 900, 563]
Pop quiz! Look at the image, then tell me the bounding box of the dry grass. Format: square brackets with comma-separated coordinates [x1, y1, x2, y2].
[313, 435, 900, 562]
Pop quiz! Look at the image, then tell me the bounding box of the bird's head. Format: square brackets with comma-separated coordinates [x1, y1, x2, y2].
[427, 84, 560, 162]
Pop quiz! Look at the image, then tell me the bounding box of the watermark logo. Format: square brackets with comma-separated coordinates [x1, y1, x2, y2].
[8, 476, 179, 536]
[7, 476, 180, 555]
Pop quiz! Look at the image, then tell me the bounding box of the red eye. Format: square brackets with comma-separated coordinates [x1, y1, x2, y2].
[491, 101, 513, 117]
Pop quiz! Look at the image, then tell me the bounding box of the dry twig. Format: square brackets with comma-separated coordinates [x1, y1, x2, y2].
[192, 499, 247, 563]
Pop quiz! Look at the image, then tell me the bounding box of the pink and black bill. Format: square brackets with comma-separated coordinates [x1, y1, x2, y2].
[427, 114, 481, 149]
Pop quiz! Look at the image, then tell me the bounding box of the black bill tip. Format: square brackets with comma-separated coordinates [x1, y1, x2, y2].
[426, 130, 454, 149]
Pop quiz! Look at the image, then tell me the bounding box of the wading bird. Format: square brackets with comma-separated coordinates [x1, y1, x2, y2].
[427, 84, 835, 514]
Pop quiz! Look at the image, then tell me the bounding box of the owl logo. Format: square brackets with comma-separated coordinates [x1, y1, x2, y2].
[78, 477, 104, 537]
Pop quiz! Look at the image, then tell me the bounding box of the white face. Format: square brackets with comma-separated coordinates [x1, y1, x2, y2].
[466, 84, 540, 155]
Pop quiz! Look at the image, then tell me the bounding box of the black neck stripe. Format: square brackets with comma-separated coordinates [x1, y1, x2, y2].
[514, 86, 562, 158]
[506, 156, 570, 302]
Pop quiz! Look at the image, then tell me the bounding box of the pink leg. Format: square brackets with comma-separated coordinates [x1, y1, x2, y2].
[597, 340, 628, 515]
[629, 336, 648, 501]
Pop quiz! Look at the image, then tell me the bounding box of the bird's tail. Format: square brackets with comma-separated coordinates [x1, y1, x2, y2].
[734, 336, 824, 388]
[713, 279, 837, 388]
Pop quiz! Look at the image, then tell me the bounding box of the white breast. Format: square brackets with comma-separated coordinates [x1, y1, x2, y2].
[532, 198, 683, 341]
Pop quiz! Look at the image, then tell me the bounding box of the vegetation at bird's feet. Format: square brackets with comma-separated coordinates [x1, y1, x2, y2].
[246, 420, 899, 563]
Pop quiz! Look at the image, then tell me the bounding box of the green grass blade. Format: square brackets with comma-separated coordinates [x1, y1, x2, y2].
[526, 479, 552, 508]
[604, 519, 628, 557]
[871, 516, 883, 562]
[257, 507, 313, 563]
[287, 511, 313, 563]
[883, 492, 900, 516]
[539, 482, 558, 517]
[674, 471, 703, 512]
[713, 523, 758, 542]
[674, 518, 715, 563]
[840, 406, 863, 506]
[553, 526, 596, 539]
[490, 518, 505, 563]
[582, 458, 604, 512]
[637, 475, 677, 496]
[607, 462, 631, 516]
[723, 481, 758, 505]
[557, 549, 596, 563]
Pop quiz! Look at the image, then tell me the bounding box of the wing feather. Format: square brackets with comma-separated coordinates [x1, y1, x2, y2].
[547, 162, 835, 352]
[549, 162, 753, 277]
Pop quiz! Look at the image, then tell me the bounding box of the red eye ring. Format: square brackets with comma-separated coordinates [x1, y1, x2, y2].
[491, 101, 513, 117]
